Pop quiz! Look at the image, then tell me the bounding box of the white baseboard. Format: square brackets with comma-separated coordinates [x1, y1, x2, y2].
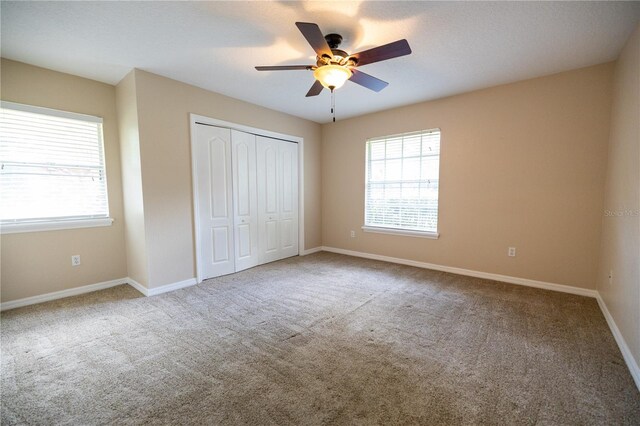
[145, 278, 198, 296]
[125, 277, 147, 296]
[125, 277, 197, 296]
[321, 246, 598, 298]
[1, 276, 199, 311]
[0, 277, 129, 311]
[596, 295, 640, 390]
[300, 246, 323, 256]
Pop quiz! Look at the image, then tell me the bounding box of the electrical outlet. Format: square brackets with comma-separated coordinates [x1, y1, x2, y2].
[609, 270, 613, 285]
[350, 230, 355, 238]
[508, 247, 516, 257]
[71, 255, 81, 267]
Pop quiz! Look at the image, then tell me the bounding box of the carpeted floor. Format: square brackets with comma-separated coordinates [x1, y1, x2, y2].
[1, 252, 639, 425]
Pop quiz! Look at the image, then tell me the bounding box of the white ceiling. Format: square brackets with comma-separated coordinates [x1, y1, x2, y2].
[2, 1, 639, 123]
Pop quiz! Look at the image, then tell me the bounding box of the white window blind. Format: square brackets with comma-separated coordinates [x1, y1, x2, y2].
[0, 101, 109, 225]
[365, 129, 440, 233]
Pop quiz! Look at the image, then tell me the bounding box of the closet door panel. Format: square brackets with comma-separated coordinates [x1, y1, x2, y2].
[280, 219, 293, 250]
[281, 148, 294, 214]
[237, 224, 252, 257]
[257, 137, 299, 263]
[209, 141, 229, 218]
[231, 130, 259, 272]
[194, 124, 235, 279]
[235, 143, 250, 215]
[257, 136, 281, 264]
[264, 146, 278, 214]
[212, 227, 231, 262]
[278, 141, 299, 258]
[266, 221, 278, 251]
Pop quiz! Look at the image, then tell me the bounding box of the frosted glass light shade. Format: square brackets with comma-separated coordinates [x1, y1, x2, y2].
[313, 65, 352, 90]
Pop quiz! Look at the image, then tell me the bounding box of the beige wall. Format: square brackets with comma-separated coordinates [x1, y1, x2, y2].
[132, 70, 322, 288]
[0, 59, 127, 302]
[115, 71, 149, 287]
[0, 56, 622, 302]
[322, 63, 614, 289]
[597, 24, 640, 366]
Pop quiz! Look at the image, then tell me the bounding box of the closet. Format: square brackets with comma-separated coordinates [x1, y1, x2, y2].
[193, 123, 299, 281]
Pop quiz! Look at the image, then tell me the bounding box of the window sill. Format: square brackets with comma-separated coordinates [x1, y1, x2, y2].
[361, 225, 439, 239]
[1, 218, 114, 235]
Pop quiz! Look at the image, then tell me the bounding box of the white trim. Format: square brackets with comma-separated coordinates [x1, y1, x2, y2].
[190, 114, 303, 144]
[189, 118, 204, 284]
[125, 277, 147, 296]
[1, 100, 103, 123]
[1, 217, 114, 234]
[189, 113, 305, 283]
[1, 276, 200, 311]
[320, 246, 598, 298]
[368, 127, 441, 141]
[0, 277, 128, 311]
[596, 294, 640, 391]
[362, 225, 439, 239]
[128, 277, 197, 297]
[145, 278, 198, 296]
[298, 135, 305, 254]
[301, 246, 323, 256]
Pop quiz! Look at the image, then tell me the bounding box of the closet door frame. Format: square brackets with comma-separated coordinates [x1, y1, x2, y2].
[189, 114, 305, 284]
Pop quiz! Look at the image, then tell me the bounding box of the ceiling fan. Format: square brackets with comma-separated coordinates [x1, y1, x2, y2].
[256, 22, 412, 97]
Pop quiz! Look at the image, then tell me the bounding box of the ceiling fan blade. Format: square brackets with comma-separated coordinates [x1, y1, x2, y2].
[349, 69, 389, 92]
[255, 65, 313, 71]
[295, 22, 333, 59]
[350, 39, 411, 67]
[305, 80, 324, 97]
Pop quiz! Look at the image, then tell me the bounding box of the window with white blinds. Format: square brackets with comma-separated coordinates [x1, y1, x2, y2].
[0, 101, 110, 229]
[364, 129, 440, 235]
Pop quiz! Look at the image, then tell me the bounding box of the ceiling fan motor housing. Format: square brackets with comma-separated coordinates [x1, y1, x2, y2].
[324, 33, 343, 49]
[314, 33, 355, 66]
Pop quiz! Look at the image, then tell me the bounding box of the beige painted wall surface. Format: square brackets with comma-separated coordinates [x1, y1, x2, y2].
[597, 24, 640, 366]
[115, 71, 148, 287]
[0, 59, 127, 302]
[322, 63, 614, 289]
[133, 70, 322, 288]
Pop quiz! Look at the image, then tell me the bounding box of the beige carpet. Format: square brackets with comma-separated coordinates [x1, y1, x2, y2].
[1, 252, 639, 425]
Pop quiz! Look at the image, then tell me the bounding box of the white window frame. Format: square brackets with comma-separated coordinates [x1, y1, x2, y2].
[0, 101, 113, 234]
[363, 128, 441, 239]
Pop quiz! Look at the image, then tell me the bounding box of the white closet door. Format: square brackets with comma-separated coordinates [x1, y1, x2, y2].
[257, 136, 281, 264]
[257, 136, 298, 263]
[231, 130, 259, 271]
[194, 124, 235, 279]
[278, 140, 299, 258]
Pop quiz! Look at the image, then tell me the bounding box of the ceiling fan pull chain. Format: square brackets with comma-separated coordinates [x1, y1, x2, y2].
[331, 89, 336, 122]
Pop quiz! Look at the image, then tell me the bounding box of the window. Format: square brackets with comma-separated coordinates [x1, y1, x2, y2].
[0, 101, 111, 233]
[364, 129, 440, 238]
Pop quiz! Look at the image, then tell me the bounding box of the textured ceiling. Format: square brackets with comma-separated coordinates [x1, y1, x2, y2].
[2, 1, 639, 123]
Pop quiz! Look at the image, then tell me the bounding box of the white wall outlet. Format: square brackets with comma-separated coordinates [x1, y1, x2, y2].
[71, 255, 81, 267]
[508, 247, 516, 257]
[608, 270, 613, 285]
[350, 230, 355, 238]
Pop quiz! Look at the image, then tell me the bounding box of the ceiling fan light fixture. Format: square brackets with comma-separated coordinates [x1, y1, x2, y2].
[313, 64, 352, 90]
